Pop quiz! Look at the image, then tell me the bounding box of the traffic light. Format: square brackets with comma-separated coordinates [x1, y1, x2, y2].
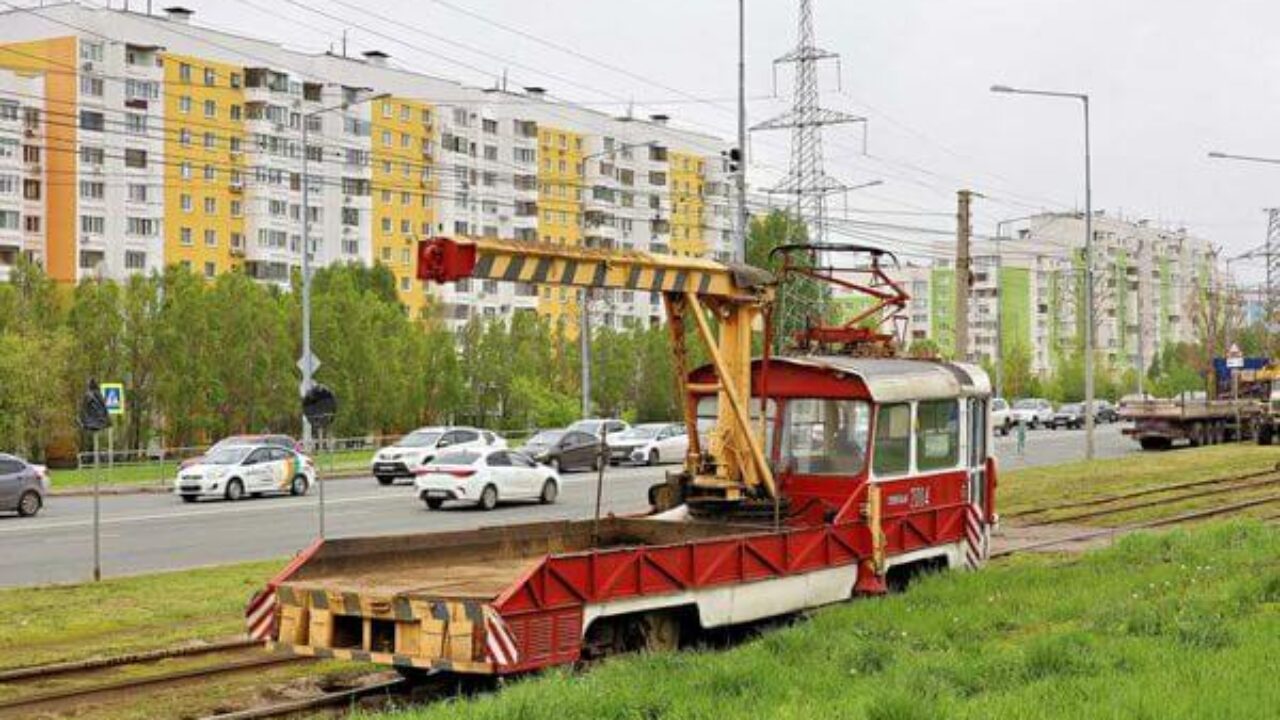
[725, 147, 742, 173]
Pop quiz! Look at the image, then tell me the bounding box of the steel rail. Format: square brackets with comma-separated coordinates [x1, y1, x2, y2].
[1004, 468, 1279, 520]
[993, 495, 1280, 558]
[0, 637, 261, 683]
[0, 652, 308, 717]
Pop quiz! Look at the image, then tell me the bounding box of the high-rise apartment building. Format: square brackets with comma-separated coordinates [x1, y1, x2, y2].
[837, 212, 1222, 380]
[0, 3, 733, 332]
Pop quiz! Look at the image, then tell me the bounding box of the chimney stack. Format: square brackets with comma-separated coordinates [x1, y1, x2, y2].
[362, 50, 389, 67]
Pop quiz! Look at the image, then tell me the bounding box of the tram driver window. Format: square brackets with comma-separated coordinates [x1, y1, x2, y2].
[780, 399, 870, 475]
[873, 403, 911, 476]
[917, 400, 960, 471]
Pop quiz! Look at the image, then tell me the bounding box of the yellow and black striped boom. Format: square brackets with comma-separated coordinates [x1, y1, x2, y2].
[418, 236, 771, 301]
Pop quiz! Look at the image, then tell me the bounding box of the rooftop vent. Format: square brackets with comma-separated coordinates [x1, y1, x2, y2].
[362, 50, 389, 67]
[164, 6, 193, 24]
[649, 113, 669, 125]
[524, 86, 546, 97]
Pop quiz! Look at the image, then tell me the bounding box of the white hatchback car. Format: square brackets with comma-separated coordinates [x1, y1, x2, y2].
[414, 448, 559, 511]
[608, 423, 690, 465]
[371, 426, 505, 486]
[175, 444, 315, 502]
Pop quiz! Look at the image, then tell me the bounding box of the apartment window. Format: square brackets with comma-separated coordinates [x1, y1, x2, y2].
[400, 132, 410, 148]
[203, 99, 216, 118]
[127, 184, 148, 203]
[204, 261, 216, 278]
[482, 118, 497, 134]
[125, 149, 148, 168]
[229, 104, 242, 121]
[80, 110, 104, 131]
[649, 171, 667, 186]
[79, 76, 104, 97]
[483, 145, 498, 161]
[230, 72, 242, 88]
[203, 132, 216, 149]
[203, 164, 216, 181]
[126, 217, 157, 236]
[203, 68, 216, 86]
[342, 238, 359, 255]
[79, 181, 104, 200]
[180, 227, 193, 246]
[180, 194, 192, 212]
[230, 231, 243, 249]
[381, 100, 392, 118]
[179, 63, 192, 83]
[80, 146, 104, 166]
[341, 207, 360, 226]
[23, 180, 40, 207]
[79, 250, 104, 270]
[380, 217, 392, 233]
[125, 251, 146, 271]
[80, 41, 103, 62]
[0, 139, 15, 160]
[512, 147, 536, 163]
[80, 215, 105, 234]
[0, 210, 17, 230]
[24, 215, 38, 233]
[381, 130, 392, 146]
[179, 161, 191, 178]
[400, 219, 412, 234]
[204, 197, 217, 214]
[230, 137, 242, 153]
[179, 128, 191, 146]
[0, 175, 14, 195]
[204, 229, 217, 247]
[231, 200, 243, 217]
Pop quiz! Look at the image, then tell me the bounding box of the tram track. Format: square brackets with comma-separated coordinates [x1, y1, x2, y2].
[1004, 467, 1280, 522]
[0, 642, 310, 719]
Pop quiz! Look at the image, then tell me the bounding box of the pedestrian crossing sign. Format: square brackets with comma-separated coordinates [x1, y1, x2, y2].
[101, 382, 125, 416]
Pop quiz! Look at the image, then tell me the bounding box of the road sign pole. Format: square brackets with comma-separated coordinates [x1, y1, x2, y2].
[92, 432, 101, 583]
[318, 426, 326, 540]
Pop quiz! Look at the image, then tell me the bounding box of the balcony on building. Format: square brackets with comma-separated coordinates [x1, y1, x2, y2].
[512, 119, 538, 140]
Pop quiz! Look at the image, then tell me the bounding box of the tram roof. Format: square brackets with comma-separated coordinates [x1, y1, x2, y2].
[763, 356, 992, 404]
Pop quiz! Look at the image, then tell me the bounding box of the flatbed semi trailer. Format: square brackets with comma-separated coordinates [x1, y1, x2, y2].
[1120, 398, 1263, 449]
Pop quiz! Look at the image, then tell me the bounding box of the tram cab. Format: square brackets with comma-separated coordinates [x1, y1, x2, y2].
[689, 355, 995, 570]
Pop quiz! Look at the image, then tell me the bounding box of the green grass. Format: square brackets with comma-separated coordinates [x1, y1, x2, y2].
[365, 521, 1280, 720]
[49, 448, 374, 489]
[0, 559, 283, 669]
[999, 443, 1280, 517]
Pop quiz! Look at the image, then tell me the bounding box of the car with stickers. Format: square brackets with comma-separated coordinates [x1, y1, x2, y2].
[371, 426, 505, 486]
[174, 443, 315, 502]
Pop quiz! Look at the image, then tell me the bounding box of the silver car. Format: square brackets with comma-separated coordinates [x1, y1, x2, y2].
[0, 453, 48, 517]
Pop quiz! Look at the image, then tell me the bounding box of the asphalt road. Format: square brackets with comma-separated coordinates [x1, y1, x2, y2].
[0, 424, 1139, 588]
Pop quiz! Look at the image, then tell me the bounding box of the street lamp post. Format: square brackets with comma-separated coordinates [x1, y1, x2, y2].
[577, 140, 659, 417]
[992, 84, 1095, 461]
[300, 88, 387, 539]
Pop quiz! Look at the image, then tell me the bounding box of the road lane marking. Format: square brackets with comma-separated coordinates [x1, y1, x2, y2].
[0, 473, 659, 536]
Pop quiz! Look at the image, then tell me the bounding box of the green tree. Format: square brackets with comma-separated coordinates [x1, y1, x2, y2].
[745, 210, 826, 350]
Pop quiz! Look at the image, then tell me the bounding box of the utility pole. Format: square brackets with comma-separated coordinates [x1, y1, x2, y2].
[580, 291, 592, 417]
[955, 190, 974, 362]
[736, 0, 749, 263]
[1136, 238, 1146, 396]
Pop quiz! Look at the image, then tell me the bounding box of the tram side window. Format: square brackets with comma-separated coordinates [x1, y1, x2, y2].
[917, 400, 960, 471]
[873, 403, 911, 476]
[780, 399, 870, 475]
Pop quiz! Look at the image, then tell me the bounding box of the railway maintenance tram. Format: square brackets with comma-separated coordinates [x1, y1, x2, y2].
[253, 238, 995, 676]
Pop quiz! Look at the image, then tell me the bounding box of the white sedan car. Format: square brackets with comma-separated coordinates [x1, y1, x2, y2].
[175, 444, 315, 502]
[608, 423, 690, 465]
[414, 448, 559, 511]
[371, 426, 505, 486]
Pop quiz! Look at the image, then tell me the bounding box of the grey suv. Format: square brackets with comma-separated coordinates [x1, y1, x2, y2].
[0, 453, 48, 517]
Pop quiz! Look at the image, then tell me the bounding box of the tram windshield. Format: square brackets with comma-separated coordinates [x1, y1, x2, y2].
[780, 399, 871, 476]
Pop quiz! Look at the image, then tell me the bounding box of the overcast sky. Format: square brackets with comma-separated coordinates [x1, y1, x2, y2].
[173, 0, 1277, 283]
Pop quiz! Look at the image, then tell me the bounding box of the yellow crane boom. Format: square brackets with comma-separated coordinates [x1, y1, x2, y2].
[417, 237, 776, 505]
